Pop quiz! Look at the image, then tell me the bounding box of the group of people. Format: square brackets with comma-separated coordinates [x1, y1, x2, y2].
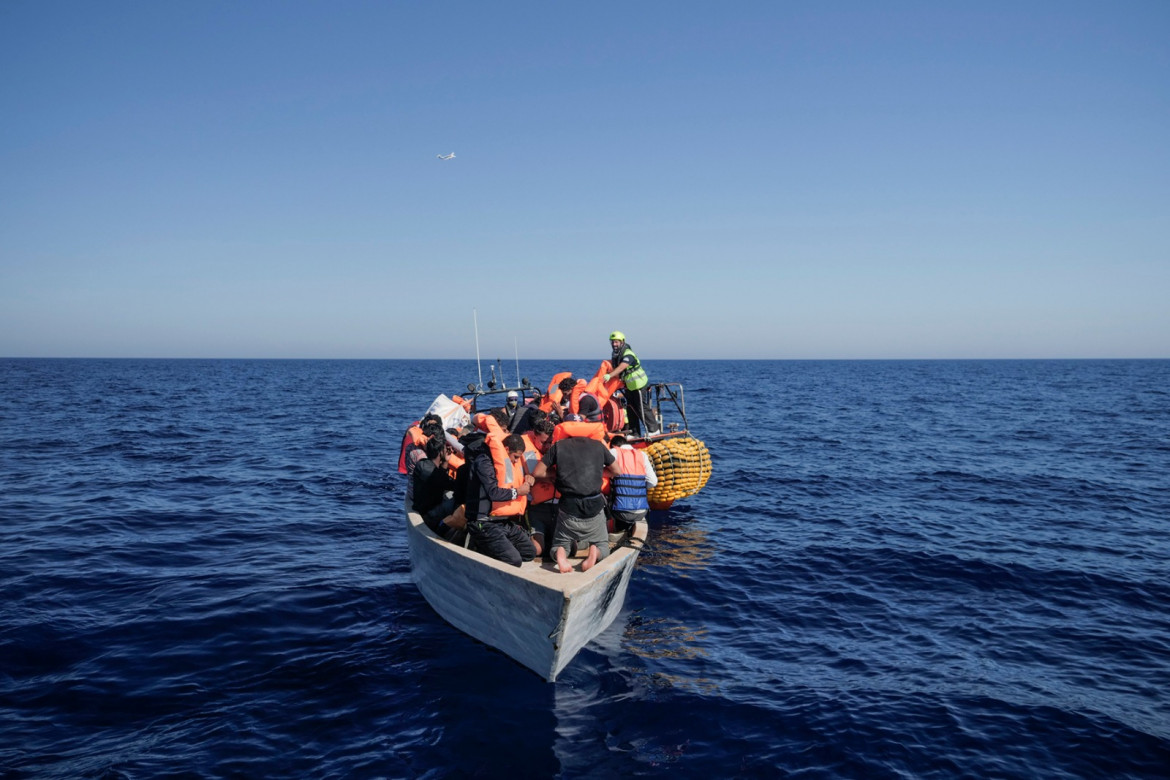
[402, 332, 658, 573]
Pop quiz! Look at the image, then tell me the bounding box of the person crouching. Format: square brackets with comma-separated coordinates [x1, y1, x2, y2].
[532, 399, 622, 574]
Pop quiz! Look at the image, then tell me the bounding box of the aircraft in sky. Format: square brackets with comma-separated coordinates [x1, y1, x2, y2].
[436, 152, 455, 160]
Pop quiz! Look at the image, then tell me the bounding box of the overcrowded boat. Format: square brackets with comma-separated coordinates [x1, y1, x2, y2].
[400, 357, 711, 680]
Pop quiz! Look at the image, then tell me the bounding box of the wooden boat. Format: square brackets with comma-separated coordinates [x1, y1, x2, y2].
[405, 499, 648, 681]
[402, 364, 706, 679]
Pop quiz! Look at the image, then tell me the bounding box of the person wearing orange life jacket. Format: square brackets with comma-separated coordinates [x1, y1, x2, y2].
[402, 415, 443, 503]
[607, 434, 657, 533]
[533, 395, 621, 574]
[521, 417, 557, 559]
[463, 411, 536, 567]
[412, 435, 467, 545]
[551, 394, 609, 444]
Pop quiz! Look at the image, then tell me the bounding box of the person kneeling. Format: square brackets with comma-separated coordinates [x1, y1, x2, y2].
[533, 429, 621, 574]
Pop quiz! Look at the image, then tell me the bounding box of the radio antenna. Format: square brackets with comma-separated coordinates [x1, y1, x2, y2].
[514, 338, 521, 387]
[473, 309, 484, 391]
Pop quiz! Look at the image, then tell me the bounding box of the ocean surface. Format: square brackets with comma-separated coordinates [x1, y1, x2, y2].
[1, 358, 1168, 779]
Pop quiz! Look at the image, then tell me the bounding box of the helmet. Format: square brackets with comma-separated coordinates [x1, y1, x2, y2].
[609, 331, 626, 341]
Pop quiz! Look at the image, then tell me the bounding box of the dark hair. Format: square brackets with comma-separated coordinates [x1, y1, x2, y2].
[533, 419, 555, 437]
[489, 408, 509, 426]
[422, 413, 442, 426]
[502, 433, 525, 455]
[558, 377, 576, 394]
[422, 420, 444, 440]
[610, 435, 627, 447]
[424, 436, 445, 460]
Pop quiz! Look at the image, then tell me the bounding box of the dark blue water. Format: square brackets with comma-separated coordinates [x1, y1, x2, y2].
[2, 359, 1167, 778]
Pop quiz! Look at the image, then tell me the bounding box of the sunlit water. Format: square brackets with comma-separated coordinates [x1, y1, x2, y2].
[2, 358, 1167, 778]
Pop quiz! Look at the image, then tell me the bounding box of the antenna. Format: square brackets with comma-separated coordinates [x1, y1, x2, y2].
[473, 309, 483, 391]
[514, 338, 521, 387]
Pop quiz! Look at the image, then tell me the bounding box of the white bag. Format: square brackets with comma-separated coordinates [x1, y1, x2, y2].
[425, 394, 470, 433]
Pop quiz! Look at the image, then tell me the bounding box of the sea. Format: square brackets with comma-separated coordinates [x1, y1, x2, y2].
[1, 358, 1167, 779]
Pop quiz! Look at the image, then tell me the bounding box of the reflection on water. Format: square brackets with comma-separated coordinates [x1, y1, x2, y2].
[623, 615, 707, 661]
[640, 510, 716, 574]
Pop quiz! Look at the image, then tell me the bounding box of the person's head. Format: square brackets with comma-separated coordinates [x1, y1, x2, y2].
[422, 413, 442, 427]
[502, 433, 525, 462]
[609, 330, 626, 351]
[424, 436, 445, 461]
[489, 407, 509, 427]
[532, 419, 555, 450]
[506, 391, 519, 408]
[421, 420, 444, 440]
[610, 434, 627, 447]
[578, 394, 601, 421]
[557, 377, 576, 395]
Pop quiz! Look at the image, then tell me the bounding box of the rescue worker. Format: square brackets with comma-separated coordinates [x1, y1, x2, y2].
[605, 331, 653, 436]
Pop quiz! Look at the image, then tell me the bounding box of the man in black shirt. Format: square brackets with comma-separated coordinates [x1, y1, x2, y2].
[411, 436, 465, 544]
[533, 434, 621, 573]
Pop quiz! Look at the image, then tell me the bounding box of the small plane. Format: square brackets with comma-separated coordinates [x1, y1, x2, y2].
[436, 152, 455, 160]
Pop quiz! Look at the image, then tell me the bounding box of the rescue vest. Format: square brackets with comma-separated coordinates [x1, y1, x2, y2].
[475, 413, 528, 516]
[585, 360, 624, 406]
[613, 346, 649, 391]
[610, 447, 649, 512]
[551, 420, 608, 444]
[541, 372, 573, 413]
[397, 423, 427, 473]
[521, 432, 556, 504]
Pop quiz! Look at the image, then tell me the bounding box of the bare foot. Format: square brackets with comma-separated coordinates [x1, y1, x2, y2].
[556, 549, 573, 574]
[581, 545, 600, 572]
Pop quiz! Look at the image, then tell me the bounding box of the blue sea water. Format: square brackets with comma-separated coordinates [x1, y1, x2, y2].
[1, 358, 1168, 779]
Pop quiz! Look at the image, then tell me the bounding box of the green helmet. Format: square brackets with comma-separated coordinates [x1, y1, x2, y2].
[609, 331, 626, 341]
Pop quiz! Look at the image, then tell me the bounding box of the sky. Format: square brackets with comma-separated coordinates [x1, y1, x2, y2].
[1, 1, 1168, 360]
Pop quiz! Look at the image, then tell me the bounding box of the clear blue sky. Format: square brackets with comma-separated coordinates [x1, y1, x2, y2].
[2, 1, 1167, 359]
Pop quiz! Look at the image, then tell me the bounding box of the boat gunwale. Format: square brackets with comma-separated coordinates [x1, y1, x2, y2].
[404, 500, 647, 596]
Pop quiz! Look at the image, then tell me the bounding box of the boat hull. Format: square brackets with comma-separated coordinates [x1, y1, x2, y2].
[405, 503, 646, 681]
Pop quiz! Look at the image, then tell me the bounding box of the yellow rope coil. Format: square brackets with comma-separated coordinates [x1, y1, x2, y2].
[645, 436, 712, 504]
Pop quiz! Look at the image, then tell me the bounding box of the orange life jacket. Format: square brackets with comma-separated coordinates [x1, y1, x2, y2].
[551, 419, 608, 444]
[397, 423, 427, 473]
[521, 432, 556, 504]
[540, 372, 573, 413]
[474, 413, 528, 516]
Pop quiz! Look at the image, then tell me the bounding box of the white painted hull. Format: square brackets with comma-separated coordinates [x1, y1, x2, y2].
[405, 502, 647, 681]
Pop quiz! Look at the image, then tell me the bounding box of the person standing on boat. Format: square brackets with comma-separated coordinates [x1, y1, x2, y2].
[606, 331, 652, 436]
[464, 432, 536, 567]
[533, 400, 622, 574]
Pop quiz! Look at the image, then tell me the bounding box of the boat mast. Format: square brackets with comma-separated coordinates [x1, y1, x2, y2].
[514, 338, 521, 387]
[474, 309, 484, 391]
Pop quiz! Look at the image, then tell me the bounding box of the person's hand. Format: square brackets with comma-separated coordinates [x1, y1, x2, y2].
[518, 482, 531, 496]
[603, 373, 611, 382]
[525, 474, 535, 487]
